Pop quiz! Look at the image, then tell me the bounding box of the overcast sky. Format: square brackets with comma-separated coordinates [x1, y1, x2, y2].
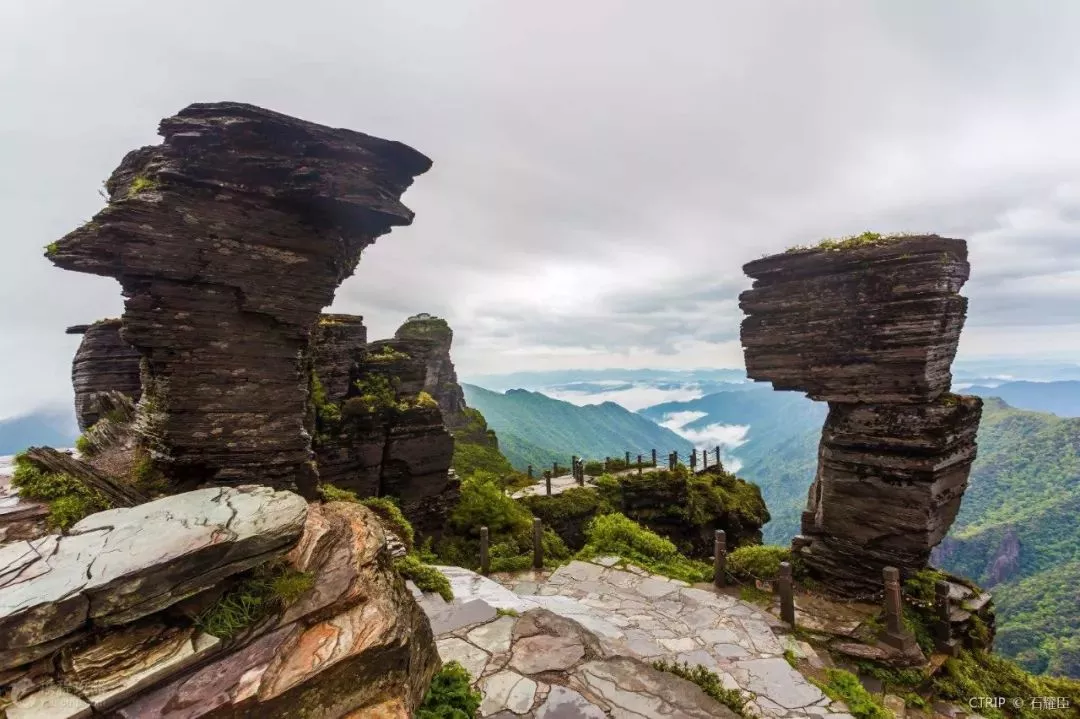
[3, 1, 1080, 418]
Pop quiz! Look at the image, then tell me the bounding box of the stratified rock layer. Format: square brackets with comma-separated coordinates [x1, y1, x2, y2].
[1, 497, 439, 718]
[394, 314, 467, 429]
[740, 236, 983, 597]
[740, 236, 969, 403]
[799, 396, 983, 592]
[311, 316, 458, 536]
[48, 102, 432, 494]
[66, 319, 142, 431]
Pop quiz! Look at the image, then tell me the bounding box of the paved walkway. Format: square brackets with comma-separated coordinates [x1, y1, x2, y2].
[510, 466, 665, 499]
[415, 559, 856, 718]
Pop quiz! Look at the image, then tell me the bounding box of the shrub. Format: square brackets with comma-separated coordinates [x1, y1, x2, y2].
[651, 660, 748, 717]
[366, 345, 411, 363]
[726, 545, 792, 582]
[319, 484, 360, 503]
[127, 175, 159, 197]
[394, 555, 453, 601]
[11, 454, 111, 530]
[810, 668, 891, 719]
[578, 513, 711, 583]
[931, 649, 1080, 719]
[417, 660, 482, 719]
[344, 375, 403, 416]
[361, 496, 415, 552]
[449, 473, 532, 538]
[415, 391, 439, 409]
[74, 434, 96, 456]
[196, 562, 314, 639]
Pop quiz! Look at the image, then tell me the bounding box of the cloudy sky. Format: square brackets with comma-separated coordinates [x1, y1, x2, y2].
[3, 1, 1080, 417]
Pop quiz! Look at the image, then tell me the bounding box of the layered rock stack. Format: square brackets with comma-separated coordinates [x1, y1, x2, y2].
[311, 314, 458, 535]
[66, 319, 142, 431]
[394, 313, 468, 429]
[0, 487, 438, 717]
[739, 235, 983, 594]
[47, 102, 432, 495]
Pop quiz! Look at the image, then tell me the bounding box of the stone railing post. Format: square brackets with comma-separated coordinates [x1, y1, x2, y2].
[545, 471, 552, 496]
[702, 450, 708, 469]
[935, 580, 956, 653]
[527, 465, 533, 479]
[651, 448, 657, 467]
[604, 456, 610, 471]
[881, 566, 917, 652]
[625, 451, 631, 466]
[690, 450, 697, 471]
[778, 561, 795, 625]
[553, 461, 559, 477]
[713, 530, 727, 587]
[577, 461, 585, 486]
[532, 518, 544, 569]
[714, 446, 720, 465]
[480, 526, 490, 575]
[669, 452, 677, 470]
[637, 454, 643, 476]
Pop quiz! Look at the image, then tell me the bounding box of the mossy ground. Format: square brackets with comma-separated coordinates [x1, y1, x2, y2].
[651, 660, 749, 717]
[11, 453, 111, 530]
[577, 512, 712, 583]
[810, 668, 891, 719]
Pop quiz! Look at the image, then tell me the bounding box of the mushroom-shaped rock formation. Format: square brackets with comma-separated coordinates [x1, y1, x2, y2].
[394, 313, 468, 429]
[66, 319, 142, 431]
[739, 235, 983, 595]
[46, 102, 432, 495]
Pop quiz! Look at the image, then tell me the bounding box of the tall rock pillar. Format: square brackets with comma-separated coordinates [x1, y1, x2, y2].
[46, 102, 432, 494]
[739, 235, 982, 594]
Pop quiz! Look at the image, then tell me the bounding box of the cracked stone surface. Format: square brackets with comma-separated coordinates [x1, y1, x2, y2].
[420, 560, 855, 718]
[0, 486, 308, 670]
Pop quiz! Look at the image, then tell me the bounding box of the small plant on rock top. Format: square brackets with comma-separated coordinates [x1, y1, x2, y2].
[195, 561, 315, 640]
[394, 554, 453, 601]
[11, 453, 111, 530]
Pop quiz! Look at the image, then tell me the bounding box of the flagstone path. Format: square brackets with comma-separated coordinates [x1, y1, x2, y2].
[414, 558, 858, 718]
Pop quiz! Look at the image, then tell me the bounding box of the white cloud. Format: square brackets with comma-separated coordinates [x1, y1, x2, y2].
[658, 412, 750, 473]
[546, 384, 706, 412]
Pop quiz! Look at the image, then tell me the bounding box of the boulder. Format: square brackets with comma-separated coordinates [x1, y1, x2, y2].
[0, 486, 307, 669]
[47, 102, 432, 494]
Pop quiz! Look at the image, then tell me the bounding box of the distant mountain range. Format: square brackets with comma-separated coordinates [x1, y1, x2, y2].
[0, 408, 78, 456]
[460, 383, 693, 470]
[962, 380, 1080, 418]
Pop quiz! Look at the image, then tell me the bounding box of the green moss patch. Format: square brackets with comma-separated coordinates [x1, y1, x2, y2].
[360, 497, 415, 552]
[931, 649, 1080, 719]
[394, 554, 453, 601]
[417, 660, 482, 719]
[809, 668, 891, 719]
[127, 175, 159, 197]
[785, 231, 920, 254]
[577, 512, 712, 583]
[366, 345, 411, 363]
[726, 545, 797, 582]
[11, 453, 111, 530]
[651, 660, 748, 717]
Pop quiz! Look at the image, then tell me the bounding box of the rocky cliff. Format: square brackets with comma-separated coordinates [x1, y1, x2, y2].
[739, 235, 984, 598]
[394, 313, 468, 429]
[0, 488, 438, 718]
[311, 315, 459, 536]
[46, 102, 432, 495]
[66, 320, 142, 431]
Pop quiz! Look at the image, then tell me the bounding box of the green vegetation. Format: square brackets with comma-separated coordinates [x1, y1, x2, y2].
[784, 231, 918, 254]
[394, 554, 453, 601]
[450, 407, 516, 480]
[738, 585, 773, 606]
[127, 175, 159, 197]
[415, 390, 439, 409]
[460, 383, 693, 473]
[577, 512, 711, 583]
[44, 241, 59, 255]
[809, 668, 891, 719]
[319, 484, 360, 503]
[196, 562, 314, 639]
[651, 660, 748, 717]
[344, 375, 406, 416]
[11, 453, 111, 530]
[931, 649, 1080, 719]
[360, 496, 415, 552]
[366, 345, 411, 363]
[397, 315, 452, 340]
[496, 608, 520, 618]
[436, 472, 570, 572]
[726, 544, 794, 582]
[417, 660, 482, 719]
[74, 434, 96, 456]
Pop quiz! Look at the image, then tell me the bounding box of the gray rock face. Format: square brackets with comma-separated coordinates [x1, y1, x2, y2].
[740, 236, 969, 404]
[740, 236, 984, 595]
[66, 319, 142, 431]
[48, 102, 432, 493]
[394, 314, 468, 429]
[0, 486, 307, 669]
